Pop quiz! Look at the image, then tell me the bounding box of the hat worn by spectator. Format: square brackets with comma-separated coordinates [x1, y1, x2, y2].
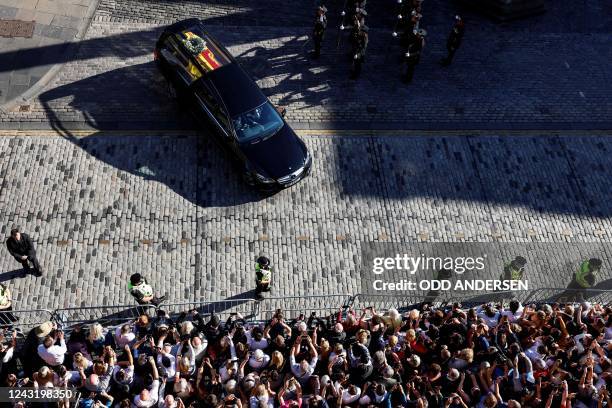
[35, 322, 54, 339]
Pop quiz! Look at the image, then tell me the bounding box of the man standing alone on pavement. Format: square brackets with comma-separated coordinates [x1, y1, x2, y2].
[6, 228, 42, 276]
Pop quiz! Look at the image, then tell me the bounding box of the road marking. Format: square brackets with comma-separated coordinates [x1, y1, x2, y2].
[579, 91, 585, 98]
[565, 61, 570, 69]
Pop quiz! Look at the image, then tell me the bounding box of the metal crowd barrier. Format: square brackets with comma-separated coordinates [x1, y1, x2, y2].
[254, 294, 354, 321]
[0, 308, 54, 331]
[52, 304, 156, 330]
[5, 288, 612, 336]
[523, 287, 612, 306]
[160, 299, 259, 322]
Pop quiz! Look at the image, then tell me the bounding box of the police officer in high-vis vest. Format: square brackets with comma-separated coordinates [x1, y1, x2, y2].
[0, 283, 18, 327]
[255, 256, 272, 298]
[502, 256, 527, 281]
[129, 273, 166, 306]
[569, 258, 602, 291]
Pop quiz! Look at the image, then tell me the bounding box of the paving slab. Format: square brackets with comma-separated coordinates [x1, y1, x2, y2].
[0, 0, 98, 106]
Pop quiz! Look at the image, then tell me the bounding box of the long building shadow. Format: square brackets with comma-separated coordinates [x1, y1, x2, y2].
[0, 0, 404, 74]
[332, 135, 612, 217]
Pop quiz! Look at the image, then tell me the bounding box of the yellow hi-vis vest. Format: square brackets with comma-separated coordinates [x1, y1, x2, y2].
[504, 263, 524, 280]
[129, 282, 154, 298]
[256, 264, 272, 284]
[575, 260, 593, 288]
[0, 286, 9, 307]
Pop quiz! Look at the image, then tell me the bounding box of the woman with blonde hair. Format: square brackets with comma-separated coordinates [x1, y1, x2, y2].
[72, 352, 93, 371]
[449, 348, 474, 370]
[269, 350, 285, 372]
[250, 383, 275, 408]
[87, 323, 105, 356]
[318, 339, 331, 362]
[356, 329, 369, 345]
[33, 366, 54, 388]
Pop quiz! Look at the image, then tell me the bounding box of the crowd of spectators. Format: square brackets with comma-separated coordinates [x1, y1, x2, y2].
[2, 300, 612, 408]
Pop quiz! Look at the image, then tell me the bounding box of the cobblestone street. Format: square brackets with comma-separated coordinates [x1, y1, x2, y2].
[0, 0, 610, 313]
[1, 130, 612, 312]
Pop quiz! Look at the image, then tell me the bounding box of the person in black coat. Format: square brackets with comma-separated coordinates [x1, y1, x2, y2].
[441, 16, 465, 66]
[350, 26, 369, 79]
[6, 228, 42, 276]
[403, 29, 425, 83]
[312, 6, 328, 59]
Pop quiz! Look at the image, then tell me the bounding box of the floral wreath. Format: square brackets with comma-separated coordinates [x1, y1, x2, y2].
[182, 35, 206, 55]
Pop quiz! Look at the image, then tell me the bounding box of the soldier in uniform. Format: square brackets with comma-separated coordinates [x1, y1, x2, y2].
[312, 5, 328, 59]
[350, 25, 369, 79]
[441, 15, 465, 66]
[347, 8, 367, 58]
[402, 28, 425, 83]
[255, 256, 273, 298]
[128, 273, 166, 306]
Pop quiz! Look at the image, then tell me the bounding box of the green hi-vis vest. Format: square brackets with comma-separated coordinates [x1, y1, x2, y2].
[575, 260, 594, 288]
[504, 263, 524, 280]
[256, 263, 272, 283]
[128, 281, 153, 297]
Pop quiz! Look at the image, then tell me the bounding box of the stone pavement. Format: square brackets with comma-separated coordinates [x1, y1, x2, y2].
[0, 0, 98, 107]
[0, 0, 610, 129]
[1, 130, 612, 312]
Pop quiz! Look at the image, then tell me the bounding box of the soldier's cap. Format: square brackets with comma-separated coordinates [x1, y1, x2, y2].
[513, 256, 527, 267]
[360, 25, 369, 32]
[589, 258, 603, 270]
[318, 5, 328, 12]
[417, 28, 427, 36]
[357, 8, 368, 16]
[455, 15, 462, 21]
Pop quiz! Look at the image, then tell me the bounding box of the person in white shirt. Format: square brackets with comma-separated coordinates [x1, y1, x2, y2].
[112, 345, 135, 386]
[156, 344, 177, 379]
[114, 324, 136, 349]
[37, 331, 67, 366]
[501, 300, 524, 323]
[133, 356, 161, 407]
[477, 305, 500, 328]
[289, 334, 318, 385]
[248, 349, 270, 371]
[186, 336, 207, 363]
[246, 326, 269, 351]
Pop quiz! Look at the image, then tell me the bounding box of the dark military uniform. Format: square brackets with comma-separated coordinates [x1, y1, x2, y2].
[313, 9, 327, 58]
[350, 27, 368, 79]
[442, 19, 465, 66]
[402, 33, 423, 83]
